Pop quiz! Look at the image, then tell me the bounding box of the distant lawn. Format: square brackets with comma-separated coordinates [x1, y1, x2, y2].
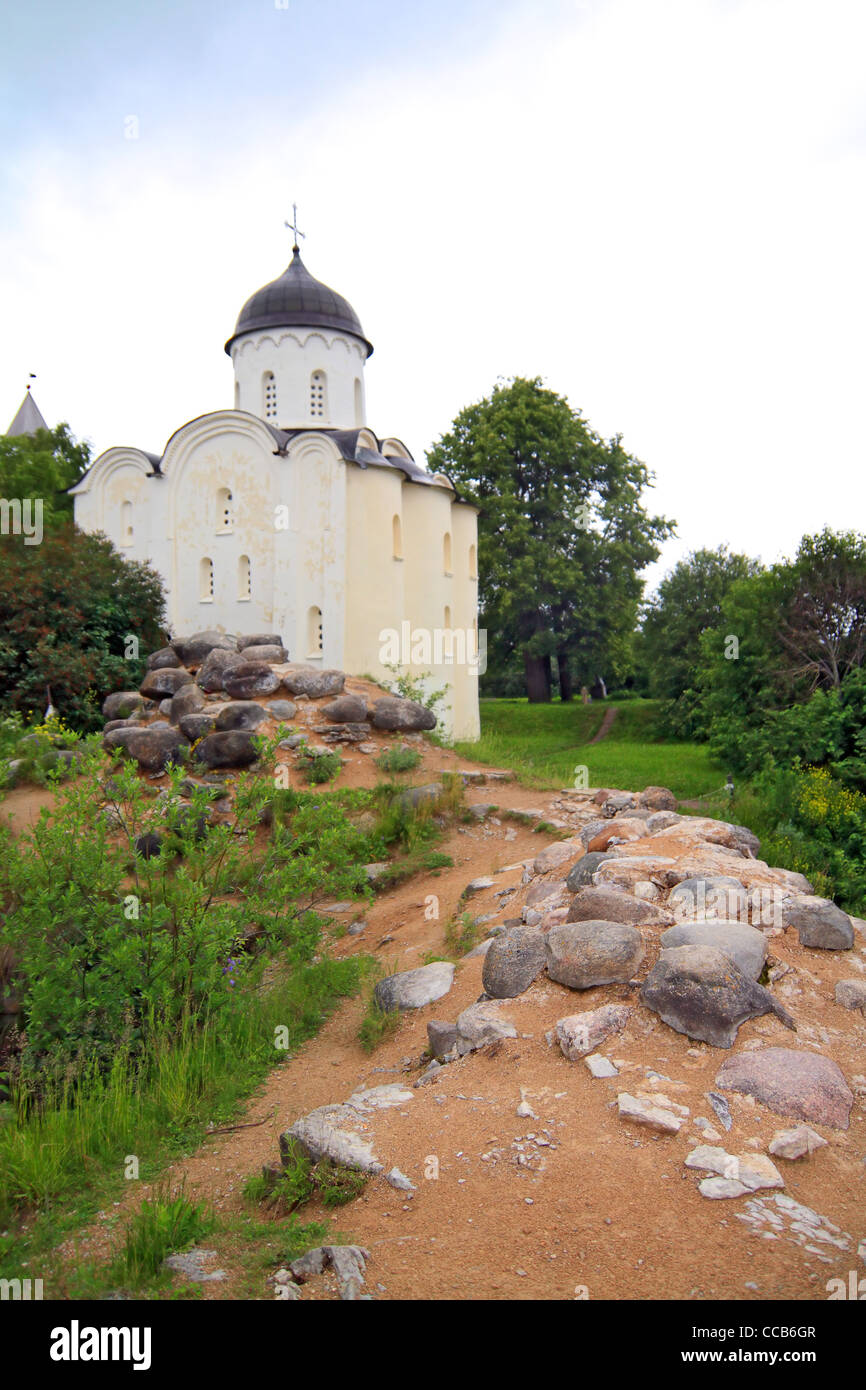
[453, 697, 726, 799]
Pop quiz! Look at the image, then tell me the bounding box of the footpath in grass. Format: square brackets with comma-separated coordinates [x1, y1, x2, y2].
[454, 697, 726, 798]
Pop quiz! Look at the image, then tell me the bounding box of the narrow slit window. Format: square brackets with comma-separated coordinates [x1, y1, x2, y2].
[200, 557, 214, 602]
[238, 554, 251, 600]
[121, 500, 133, 545]
[443, 531, 452, 573]
[392, 513, 403, 558]
[307, 605, 323, 656]
[216, 486, 234, 532]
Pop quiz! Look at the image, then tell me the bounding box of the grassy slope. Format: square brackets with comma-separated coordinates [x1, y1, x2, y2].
[454, 697, 725, 798]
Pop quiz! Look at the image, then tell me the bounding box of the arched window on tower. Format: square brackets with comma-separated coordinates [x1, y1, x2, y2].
[354, 377, 363, 426]
[310, 370, 327, 419]
[469, 543, 477, 578]
[216, 486, 234, 533]
[121, 500, 133, 546]
[200, 557, 214, 602]
[392, 514, 403, 559]
[307, 605, 323, 657]
[263, 372, 278, 421]
[443, 531, 452, 574]
[238, 554, 251, 601]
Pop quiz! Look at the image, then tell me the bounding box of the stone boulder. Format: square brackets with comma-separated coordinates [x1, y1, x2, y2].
[835, 979, 866, 1014]
[715, 1048, 854, 1130]
[455, 1001, 518, 1049]
[556, 1003, 631, 1059]
[104, 725, 187, 772]
[194, 731, 258, 768]
[282, 665, 346, 699]
[179, 713, 216, 742]
[545, 921, 644, 990]
[267, 699, 298, 721]
[579, 820, 608, 848]
[594, 855, 679, 893]
[139, 667, 194, 699]
[102, 690, 146, 720]
[169, 683, 206, 724]
[321, 694, 368, 723]
[640, 944, 795, 1048]
[371, 696, 437, 732]
[374, 961, 455, 1012]
[638, 786, 678, 811]
[214, 701, 268, 732]
[768, 1126, 828, 1160]
[602, 792, 635, 817]
[427, 1020, 459, 1059]
[145, 646, 182, 671]
[396, 783, 443, 811]
[647, 811, 681, 833]
[482, 926, 547, 998]
[533, 841, 581, 874]
[566, 886, 673, 928]
[586, 819, 648, 852]
[241, 644, 287, 664]
[668, 876, 748, 922]
[171, 631, 237, 667]
[524, 878, 568, 910]
[281, 1104, 383, 1175]
[565, 852, 613, 891]
[782, 895, 854, 950]
[237, 633, 284, 651]
[659, 920, 768, 981]
[223, 663, 281, 699]
[196, 647, 246, 693]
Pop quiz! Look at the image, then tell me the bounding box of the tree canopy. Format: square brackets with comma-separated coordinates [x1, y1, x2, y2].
[0, 423, 91, 531]
[428, 376, 673, 701]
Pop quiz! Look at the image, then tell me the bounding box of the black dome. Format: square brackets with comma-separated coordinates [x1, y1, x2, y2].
[224, 248, 373, 357]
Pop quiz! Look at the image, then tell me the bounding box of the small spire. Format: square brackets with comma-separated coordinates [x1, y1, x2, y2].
[284, 202, 305, 255]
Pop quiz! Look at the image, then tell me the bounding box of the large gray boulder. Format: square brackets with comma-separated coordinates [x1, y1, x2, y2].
[196, 647, 246, 693]
[545, 921, 644, 990]
[566, 886, 673, 928]
[565, 852, 613, 891]
[281, 1104, 383, 1174]
[374, 961, 455, 1012]
[169, 682, 206, 724]
[179, 713, 216, 742]
[455, 1001, 518, 1049]
[782, 895, 853, 950]
[322, 694, 369, 723]
[638, 786, 677, 811]
[102, 690, 146, 720]
[214, 701, 268, 732]
[145, 646, 182, 671]
[640, 944, 795, 1048]
[835, 979, 866, 1014]
[482, 926, 547, 998]
[237, 633, 284, 651]
[241, 644, 287, 664]
[659, 920, 769, 981]
[194, 730, 258, 768]
[171, 631, 237, 667]
[223, 663, 281, 699]
[282, 665, 346, 699]
[371, 696, 437, 732]
[715, 1048, 854, 1130]
[139, 667, 194, 699]
[104, 725, 187, 773]
[556, 1003, 631, 1059]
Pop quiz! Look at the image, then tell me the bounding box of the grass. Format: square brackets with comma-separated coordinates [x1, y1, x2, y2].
[444, 910, 479, 957]
[114, 1183, 215, 1287]
[454, 696, 725, 797]
[375, 748, 422, 774]
[357, 989, 402, 1053]
[245, 1141, 368, 1216]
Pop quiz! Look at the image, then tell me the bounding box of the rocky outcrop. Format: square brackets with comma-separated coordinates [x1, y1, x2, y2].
[658, 920, 768, 980]
[374, 962, 455, 1012]
[370, 696, 437, 732]
[546, 921, 644, 990]
[139, 667, 194, 699]
[482, 926, 547, 998]
[223, 663, 281, 699]
[715, 1048, 854, 1130]
[282, 665, 346, 699]
[640, 945, 795, 1047]
[782, 895, 854, 950]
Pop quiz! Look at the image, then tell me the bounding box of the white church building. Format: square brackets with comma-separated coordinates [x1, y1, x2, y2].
[71, 227, 481, 739]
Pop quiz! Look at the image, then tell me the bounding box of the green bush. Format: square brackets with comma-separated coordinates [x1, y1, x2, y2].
[375, 747, 422, 774]
[297, 748, 343, 784]
[114, 1182, 214, 1285]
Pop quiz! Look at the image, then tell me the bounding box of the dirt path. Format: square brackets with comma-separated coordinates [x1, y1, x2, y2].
[51, 745, 866, 1304]
[589, 706, 618, 744]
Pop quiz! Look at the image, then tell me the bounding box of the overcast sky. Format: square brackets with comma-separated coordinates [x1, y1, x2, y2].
[2, 0, 864, 592]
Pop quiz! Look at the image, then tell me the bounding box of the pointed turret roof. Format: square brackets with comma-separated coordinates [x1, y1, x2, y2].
[6, 389, 48, 437]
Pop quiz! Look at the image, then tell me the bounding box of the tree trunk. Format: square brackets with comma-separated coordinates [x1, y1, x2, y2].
[524, 653, 551, 703]
[557, 650, 573, 702]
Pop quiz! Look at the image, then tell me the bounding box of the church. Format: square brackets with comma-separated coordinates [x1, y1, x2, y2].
[70, 221, 481, 740]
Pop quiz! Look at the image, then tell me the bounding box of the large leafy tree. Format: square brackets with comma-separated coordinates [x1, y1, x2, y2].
[641, 546, 762, 734]
[0, 423, 90, 530]
[428, 377, 672, 701]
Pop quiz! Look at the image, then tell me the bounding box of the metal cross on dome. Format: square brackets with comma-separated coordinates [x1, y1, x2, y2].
[285, 203, 305, 252]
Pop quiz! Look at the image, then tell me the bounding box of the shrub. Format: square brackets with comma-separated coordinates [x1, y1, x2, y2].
[375, 747, 422, 774]
[297, 748, 343, 784]
[114, 1182, 214, 1285]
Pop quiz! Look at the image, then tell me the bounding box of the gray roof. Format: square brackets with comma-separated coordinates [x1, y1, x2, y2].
[6, 390, 48, 437]
[225, 248, 373, 358]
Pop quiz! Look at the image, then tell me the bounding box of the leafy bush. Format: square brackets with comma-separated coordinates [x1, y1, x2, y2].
[375, 747, 422, 774]
[296, 748, 343, 784]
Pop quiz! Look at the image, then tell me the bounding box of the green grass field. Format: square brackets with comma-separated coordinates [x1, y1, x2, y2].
[453, 697, 726, 798]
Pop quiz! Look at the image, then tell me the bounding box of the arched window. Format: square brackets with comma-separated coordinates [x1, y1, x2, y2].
[200, 557, 214, 602]
[392, 514, 403, 559]
[307, 605, 323, 657]
[263, 371, 278, 421]
[443, 531, 452, 574]
[238, 554, 251, 601]
[216, 486, 234, 532]
[354, 377, 363, 426]
[121, 500, 133, 545]
[469, 543, 477, 578]
[309, 370, 327, 419]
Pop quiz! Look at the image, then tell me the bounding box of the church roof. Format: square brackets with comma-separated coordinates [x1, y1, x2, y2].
[6, 389, 48, 437]
[225, 248, 373, 358]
